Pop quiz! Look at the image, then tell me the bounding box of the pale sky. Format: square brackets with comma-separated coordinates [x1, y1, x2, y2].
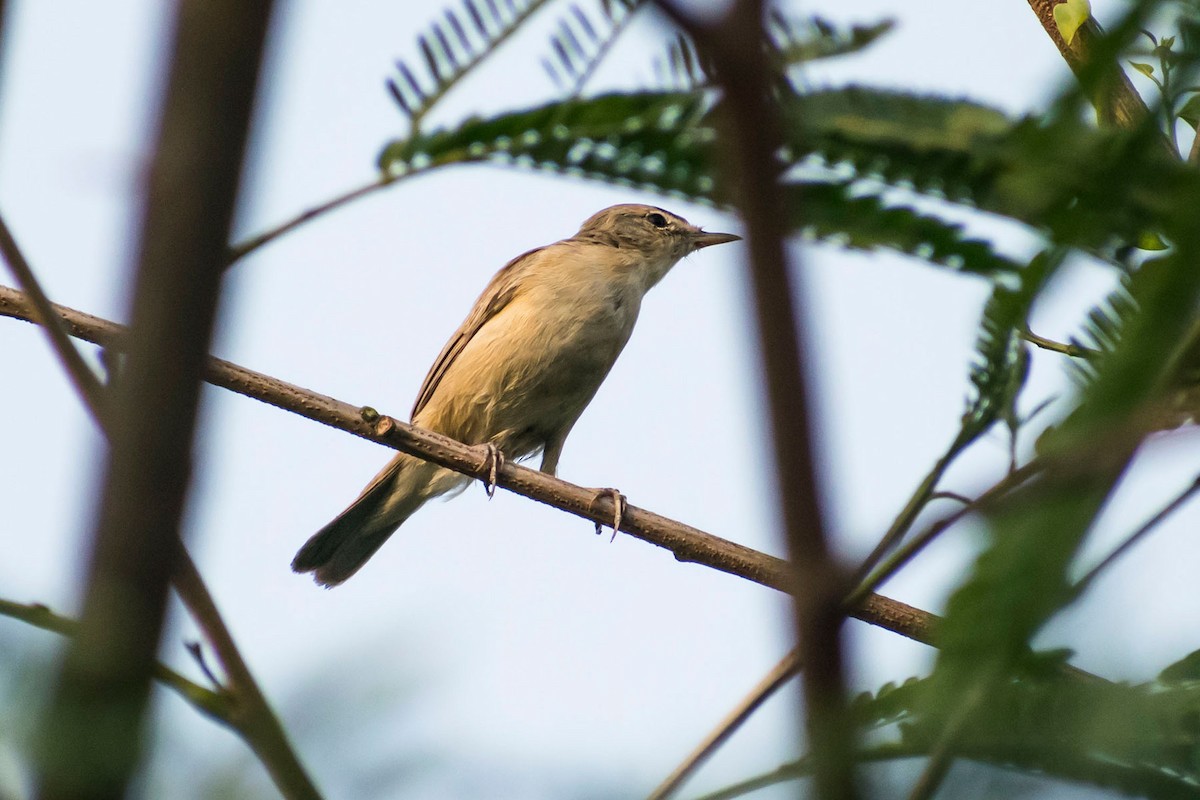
[3, 2, 1198, 798]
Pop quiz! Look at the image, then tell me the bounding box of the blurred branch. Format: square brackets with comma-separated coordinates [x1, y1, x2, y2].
[1025, 0, 1156, 130]
[647, 647, 801, 800]
[653, 1, 857, 798]
[172, 553, 321, 800]
[0, 598, 231, 723]
[35, 1, 277, 798]
[0, 130, 320, 800]
[1071, 473, 1200, 595]
[0, 283, 936, 648]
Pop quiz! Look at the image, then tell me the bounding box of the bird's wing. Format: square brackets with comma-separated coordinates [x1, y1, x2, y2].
[410, 246, 545, 419]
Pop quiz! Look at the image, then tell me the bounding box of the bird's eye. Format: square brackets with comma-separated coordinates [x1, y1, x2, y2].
[647, 212, 668, 228]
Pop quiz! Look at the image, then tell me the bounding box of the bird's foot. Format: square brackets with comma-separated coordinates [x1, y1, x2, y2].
[474, 443, 505, 499]
[590, 488, 627, 541]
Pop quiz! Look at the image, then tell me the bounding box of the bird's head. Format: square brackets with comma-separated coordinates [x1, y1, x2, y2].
[573, 204, 740, 288]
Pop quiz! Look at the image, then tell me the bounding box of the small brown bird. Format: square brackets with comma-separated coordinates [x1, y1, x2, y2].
[293, 204, 739, 586]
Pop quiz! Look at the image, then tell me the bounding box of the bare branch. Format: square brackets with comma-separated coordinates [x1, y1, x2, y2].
[226, 176, 394, 265]
[648, 647, 801, 800]
[0, 283, 937, 648]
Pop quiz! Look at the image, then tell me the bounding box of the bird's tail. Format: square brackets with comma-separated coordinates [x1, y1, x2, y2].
[292, 453, 466, 587]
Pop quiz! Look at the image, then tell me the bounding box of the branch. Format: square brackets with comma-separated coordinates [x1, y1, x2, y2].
[172, 554, 321, 800]
[647, 647, 801, 800]
[1071, 473, 1200, 595]
[225, 176, 393, 265]
[1025, 0, 1156, 131]
[35, 1, 277, 797]
[0, 283, 936, 647]
[0, 215, 109, 422]
[656, 1, 858, 798]
[0, 598, 231, 722]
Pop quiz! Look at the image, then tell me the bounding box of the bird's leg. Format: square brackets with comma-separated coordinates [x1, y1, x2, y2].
[590, 488, 627, 541]
[473, 442, 505, 499]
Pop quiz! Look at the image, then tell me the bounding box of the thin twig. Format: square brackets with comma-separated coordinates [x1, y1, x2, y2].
[173, 552, 321, 800]
[646, 647, 802, 800]
[1072, 473, 1200, 595]
[0, 283, 937, 647]
[1022, 328, 1097, 359]
[929, 491, 972, 505]
[0, 598, 231, 722]
[0, 215, 108, 422]
[226, 175, 394, 265]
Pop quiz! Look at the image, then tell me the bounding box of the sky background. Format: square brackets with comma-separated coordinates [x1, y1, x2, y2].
[3, 1, 1200, 798]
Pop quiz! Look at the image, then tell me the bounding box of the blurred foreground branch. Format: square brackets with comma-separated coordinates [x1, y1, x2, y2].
[29, 0, 289, 797]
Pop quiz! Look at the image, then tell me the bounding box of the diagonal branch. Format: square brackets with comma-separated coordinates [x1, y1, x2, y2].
[0, 283, 936, 647]
[1024, 0, 1155, 131]
[0, 215, 109, 423]
[647, 647, 802, 800]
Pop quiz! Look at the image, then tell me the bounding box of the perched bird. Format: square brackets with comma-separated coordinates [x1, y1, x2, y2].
[293, 204, 740, 586]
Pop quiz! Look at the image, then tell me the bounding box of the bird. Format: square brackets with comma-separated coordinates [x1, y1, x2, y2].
[292, 203, 740, 586]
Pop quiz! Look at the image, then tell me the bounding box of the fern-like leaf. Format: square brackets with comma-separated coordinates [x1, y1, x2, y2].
[652, 16, 894, 91]
[378, 92, 1021, 276]
[540, 0, 644, 95]
[788, 181, 1022, 277]
[960, 251, 1058, 438]
[378, 91, 714, 196]
[387, 0, 553, 129]
[768, 13, 895, 66]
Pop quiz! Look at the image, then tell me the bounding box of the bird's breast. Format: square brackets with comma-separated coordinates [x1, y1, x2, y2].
[417, 266, 645, 451]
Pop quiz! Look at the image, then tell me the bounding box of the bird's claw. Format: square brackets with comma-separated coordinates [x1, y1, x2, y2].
[475, 443, 505, 499]
[591, 488, 627, 541]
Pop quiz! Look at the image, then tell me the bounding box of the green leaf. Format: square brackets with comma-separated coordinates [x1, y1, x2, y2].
[960, 251, 1054, 438]
[1130, 61, 1157, 77]
[1054, 0, 1091, 46]
[1178, 94, 1200, 130]
[378, 92, 1023, 275]
[769, 15, 894, 66]
[787, 182, 1022, 277]
[1160, 650, 1200, 684]
[378, 92, 714, 196]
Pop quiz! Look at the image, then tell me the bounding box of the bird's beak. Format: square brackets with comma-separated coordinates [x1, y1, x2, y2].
[689, 230, 742, 250]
